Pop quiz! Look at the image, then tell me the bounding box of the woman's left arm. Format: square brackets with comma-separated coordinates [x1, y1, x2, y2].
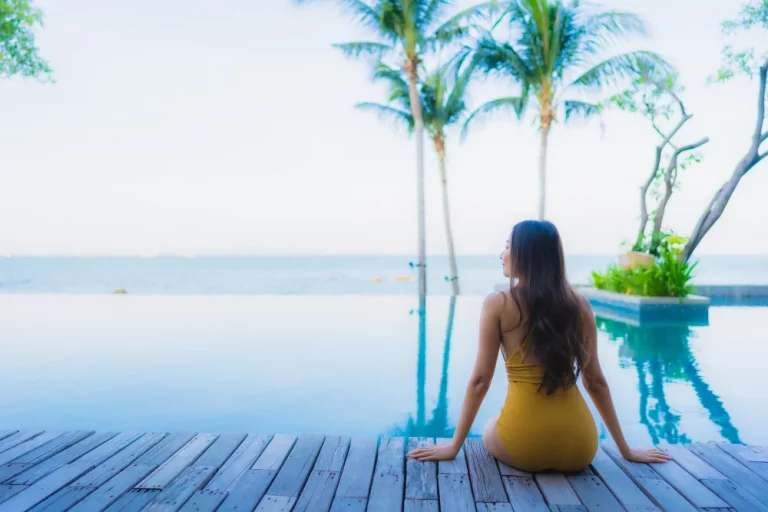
[407, 293, 502, 461]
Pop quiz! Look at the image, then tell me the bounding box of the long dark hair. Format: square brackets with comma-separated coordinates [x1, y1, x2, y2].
[507, 220, 588, 394]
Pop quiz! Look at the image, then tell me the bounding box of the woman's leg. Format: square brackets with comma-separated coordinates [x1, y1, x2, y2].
[482, 415, 519, 468]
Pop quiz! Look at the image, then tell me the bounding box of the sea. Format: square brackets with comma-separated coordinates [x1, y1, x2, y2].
[0, 254, 766, 295]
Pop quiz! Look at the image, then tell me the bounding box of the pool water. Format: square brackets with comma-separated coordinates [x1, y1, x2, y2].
[0, 295, 764, 447]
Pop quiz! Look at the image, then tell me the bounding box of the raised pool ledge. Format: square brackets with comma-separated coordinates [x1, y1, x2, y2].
[580, 287, 710, 325]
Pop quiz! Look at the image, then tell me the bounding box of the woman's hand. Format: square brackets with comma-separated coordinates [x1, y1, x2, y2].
[407, 444, 459, 462]
[622, 447, 673, 464]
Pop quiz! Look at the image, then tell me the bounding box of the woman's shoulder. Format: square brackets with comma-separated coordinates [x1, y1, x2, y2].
[482, 290, 508, 315]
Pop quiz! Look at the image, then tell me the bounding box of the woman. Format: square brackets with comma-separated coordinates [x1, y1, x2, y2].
[408, 220, 671, 470]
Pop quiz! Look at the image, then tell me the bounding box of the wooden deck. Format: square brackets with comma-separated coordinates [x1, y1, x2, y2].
[0, 431, 766, 511]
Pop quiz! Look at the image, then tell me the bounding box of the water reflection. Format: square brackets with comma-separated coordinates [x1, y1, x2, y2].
[395, 295, 457, 438]
[596, 316, 741, 444]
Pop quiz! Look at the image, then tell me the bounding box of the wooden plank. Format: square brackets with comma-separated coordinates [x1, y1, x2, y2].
[502, 476, 548, 512]
[590, 449, 658, 512]
[193, 433, 246, 469]
[567, 475, 624, 511]
[143, 465, 216, 512]
[333, 437, 377, 499]
[178, 490, 226, 512]
[134, 433, 196, 468]
[634, 478, 698, 512]
[602, 445, 658, 480]
[27, 435, 154, 512]
[497, 460, 531, 477]
[0, 434, 16, 444]
[14, 431, 94, 465]
[0, 461, 93, 512]
[404, 499, 439, 512]
[217, 469, 277, 512]
[367, 437, 405, 512]
[437, 473, 475, 512]
[293, 470, 341, 512]
[437, 438, 467, 475]
[104, 489, 159, 511]
[292, 436, 350, 512]
[255, 495, 297, 511]
[264, 434, 324, 498]
[465, 438, 506, 503]
[204, 433, 271, 492]
[0, 432, 64, 465]
[475, 505, 513, 512]
[603, 445, 697, 512]
[405, 438, 437, 501]
[717, 443, 768, 481]
[9, 432, 118, 485]
[313, 437, 350, 472]
[218, 435, 295, 512]
[0, 462, 34, 483]
[71, 432, 167, 488]
[536, 473, 585, 510]
[68, 464, 157, 512]
[28, 487, 92, 512]
[138, 433, 218, 490]
[0, 484, 25, 505]
[659, 443, 726, 480]
[329, 497, 367, 512]
[687, 443, 768, 507]
[204, 434, 272, 492]
[252, 435, 297, 471]
[0, 431, 43, 455]
[650, 459, 729, 508]
[701, 478, 768, 512]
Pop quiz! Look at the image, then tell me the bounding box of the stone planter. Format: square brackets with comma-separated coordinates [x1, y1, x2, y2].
[580, 287, 710, 326]
[618, 251, 656, 270]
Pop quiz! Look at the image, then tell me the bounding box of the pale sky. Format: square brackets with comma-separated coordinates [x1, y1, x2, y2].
[0, 0, 766, 256]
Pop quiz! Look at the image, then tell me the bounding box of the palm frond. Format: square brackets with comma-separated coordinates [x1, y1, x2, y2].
[473, 36, 532, 82]
[333, 41, 394, 60]
[564, 100, 602, 122]
[432, 1, 502, 37]
[371, 62, 411, 106]
[461, 96, 526, 140]
[583, 11, 649, 40]
[570, 50, 674, 90]
[421, 0, 452, 30]
[356, 102, 415, 132]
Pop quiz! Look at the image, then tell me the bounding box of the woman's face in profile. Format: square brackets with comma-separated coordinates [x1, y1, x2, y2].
[500, 238, 512, 278]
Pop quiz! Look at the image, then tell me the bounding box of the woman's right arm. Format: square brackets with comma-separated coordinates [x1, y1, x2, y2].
[579, 299, 672, 464]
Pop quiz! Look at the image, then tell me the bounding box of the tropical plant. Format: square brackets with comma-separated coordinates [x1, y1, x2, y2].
[592, 233, 697, 298]
[608, 71, 708, 254]
[1, 0, 52, 80]
[357, 53, 473, 294]
[464, 0, 673, 220]
[295, 0, 486, 296]
[682, 0, 768, 262]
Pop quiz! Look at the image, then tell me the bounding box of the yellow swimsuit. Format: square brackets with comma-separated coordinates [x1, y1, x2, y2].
[495, 343, 598, 472]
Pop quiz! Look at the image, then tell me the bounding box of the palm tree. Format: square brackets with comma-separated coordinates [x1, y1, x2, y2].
[464, 0, 673, 220]
[357, 55, 473, 294]
[295, 0, 487, 296]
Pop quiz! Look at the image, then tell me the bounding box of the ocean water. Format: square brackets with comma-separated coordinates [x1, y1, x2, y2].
[1, 254, 766, 295]
[0, 295, 764, 446]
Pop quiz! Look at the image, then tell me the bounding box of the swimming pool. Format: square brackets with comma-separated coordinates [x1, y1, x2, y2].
[0, 295, 764, 446]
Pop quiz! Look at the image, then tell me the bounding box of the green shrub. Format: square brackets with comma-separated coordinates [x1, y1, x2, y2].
[592, 234, 697, 298]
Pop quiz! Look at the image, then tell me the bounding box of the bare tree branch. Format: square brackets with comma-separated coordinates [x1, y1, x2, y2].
[651, 137, 710, 248]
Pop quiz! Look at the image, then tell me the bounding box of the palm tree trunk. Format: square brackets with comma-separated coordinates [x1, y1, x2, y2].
[435, 138, 459, 295]
[407, 63, 427, 297]
[538, 121, 551, 221]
